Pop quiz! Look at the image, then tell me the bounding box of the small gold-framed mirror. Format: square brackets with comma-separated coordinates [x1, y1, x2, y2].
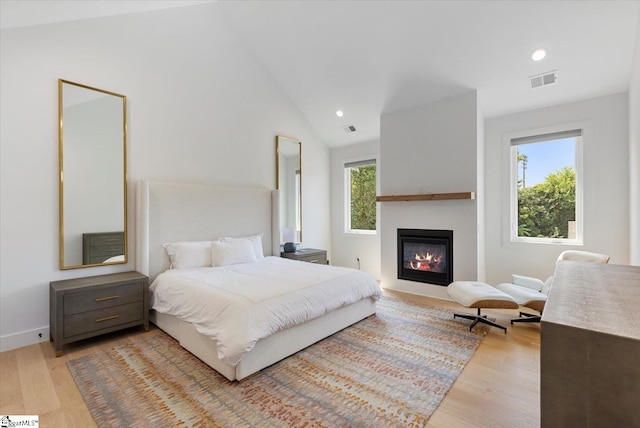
[59, 79, 127, 269]
[276, 136, 302, 243]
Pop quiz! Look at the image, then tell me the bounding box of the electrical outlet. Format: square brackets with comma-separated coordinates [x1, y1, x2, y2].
[36, 329, 49, 341]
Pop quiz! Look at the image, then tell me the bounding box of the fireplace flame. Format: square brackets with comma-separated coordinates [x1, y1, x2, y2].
[409, 252, 443, 271]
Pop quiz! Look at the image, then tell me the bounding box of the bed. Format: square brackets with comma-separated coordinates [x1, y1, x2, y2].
[136, 180, 381, 381]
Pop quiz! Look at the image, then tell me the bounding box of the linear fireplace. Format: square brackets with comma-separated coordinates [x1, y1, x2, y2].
[397, 229, 453, 286]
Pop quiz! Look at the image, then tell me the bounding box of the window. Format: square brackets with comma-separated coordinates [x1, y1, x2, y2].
[509, 128, 583, 244]
[345, 159, 377, 234]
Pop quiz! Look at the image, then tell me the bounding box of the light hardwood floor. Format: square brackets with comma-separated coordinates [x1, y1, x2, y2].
[0, 290, 540, 427]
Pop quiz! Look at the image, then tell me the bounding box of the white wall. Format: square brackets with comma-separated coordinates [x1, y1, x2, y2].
[0, 3, 331, 351]
[330, 140, 380, 278]
[484, 93, 630, 285]
[630, 16, 640, 266]
[380, 91, 479, 299]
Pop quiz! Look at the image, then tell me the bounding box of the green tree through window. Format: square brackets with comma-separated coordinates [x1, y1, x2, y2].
[510, 128, 582, 243]
[518, 166, 575, 238]
[346, 160, 376, 232]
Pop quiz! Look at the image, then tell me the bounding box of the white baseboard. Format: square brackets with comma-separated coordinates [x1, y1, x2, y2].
[0, 326, 50, 353]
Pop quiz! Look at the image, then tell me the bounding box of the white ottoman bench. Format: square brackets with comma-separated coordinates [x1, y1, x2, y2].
[447, 281, 519, 333]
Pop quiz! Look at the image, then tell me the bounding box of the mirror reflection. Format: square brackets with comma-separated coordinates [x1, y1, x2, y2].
[276, 136, 302, 243]
[59, 79, 127, 269]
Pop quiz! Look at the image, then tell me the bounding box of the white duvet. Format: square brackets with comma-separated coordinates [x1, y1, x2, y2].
[150, 256, 381, 365]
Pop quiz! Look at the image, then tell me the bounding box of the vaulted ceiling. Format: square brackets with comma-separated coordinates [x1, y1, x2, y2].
[2, 1, 639, 147]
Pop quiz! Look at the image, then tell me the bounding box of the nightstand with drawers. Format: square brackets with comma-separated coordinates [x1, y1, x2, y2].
[82, 231, 125, 264]
[50, 271, 148, 356]
[281, 248, 328, 264]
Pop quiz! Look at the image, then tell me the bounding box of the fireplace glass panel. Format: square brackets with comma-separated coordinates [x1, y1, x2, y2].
[403, 241, 448, 273]
[397, 229, 453, 286]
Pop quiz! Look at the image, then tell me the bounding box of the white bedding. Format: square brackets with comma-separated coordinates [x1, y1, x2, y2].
[150, 256, 381, 365]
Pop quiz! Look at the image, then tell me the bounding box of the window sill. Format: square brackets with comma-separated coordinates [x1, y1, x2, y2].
[344, 230, 377, 236]
[510, 237, 583, 246]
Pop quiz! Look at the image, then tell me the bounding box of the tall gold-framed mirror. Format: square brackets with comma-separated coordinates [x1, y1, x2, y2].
[276, 135, 302, 243]
[59, 79, 127, 269]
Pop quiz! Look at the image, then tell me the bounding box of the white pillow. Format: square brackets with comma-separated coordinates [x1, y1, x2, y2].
[220, 234, 264, 259]
[162, 241, 212, 269]
[211, 239, 257, 267]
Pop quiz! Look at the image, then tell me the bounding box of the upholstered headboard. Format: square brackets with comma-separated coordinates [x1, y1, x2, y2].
[136, 180, 279, 282]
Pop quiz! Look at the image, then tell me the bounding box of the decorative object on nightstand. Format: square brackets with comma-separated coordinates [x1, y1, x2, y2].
[283, 242, 297, 253]
[50, 271, 148, 357]
[281, 248, 327, 264]
[282, 227, 297, 253]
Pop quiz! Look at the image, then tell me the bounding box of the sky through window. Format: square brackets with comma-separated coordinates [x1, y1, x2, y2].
[517, 137, 575, 187]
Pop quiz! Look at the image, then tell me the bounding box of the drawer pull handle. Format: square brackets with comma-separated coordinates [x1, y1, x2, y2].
[105, 238, 121, 242]
[95, 295, 119, 302]
[106, 249, 120, 253]
[310, 259, 319, 263]
[95, 315, 119, 323]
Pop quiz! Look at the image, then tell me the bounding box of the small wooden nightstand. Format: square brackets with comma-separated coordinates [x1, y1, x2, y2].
[82, 231, 125, 264]
[50, 271, 149, 357]
[281, 248, 327, 264]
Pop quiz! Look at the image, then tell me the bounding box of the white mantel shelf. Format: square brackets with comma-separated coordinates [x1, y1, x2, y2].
[376, 192, 475, 202]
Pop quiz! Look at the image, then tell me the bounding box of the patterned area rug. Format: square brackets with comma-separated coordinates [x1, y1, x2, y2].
[68, 296, 487, 427]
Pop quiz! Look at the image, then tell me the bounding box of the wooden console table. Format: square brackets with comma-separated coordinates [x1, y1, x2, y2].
[541, 261, 640, 427]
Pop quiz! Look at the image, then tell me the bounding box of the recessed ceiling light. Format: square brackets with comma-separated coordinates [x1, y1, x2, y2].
[532, 48, 546, 61]
[336, 110, 344, 117]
